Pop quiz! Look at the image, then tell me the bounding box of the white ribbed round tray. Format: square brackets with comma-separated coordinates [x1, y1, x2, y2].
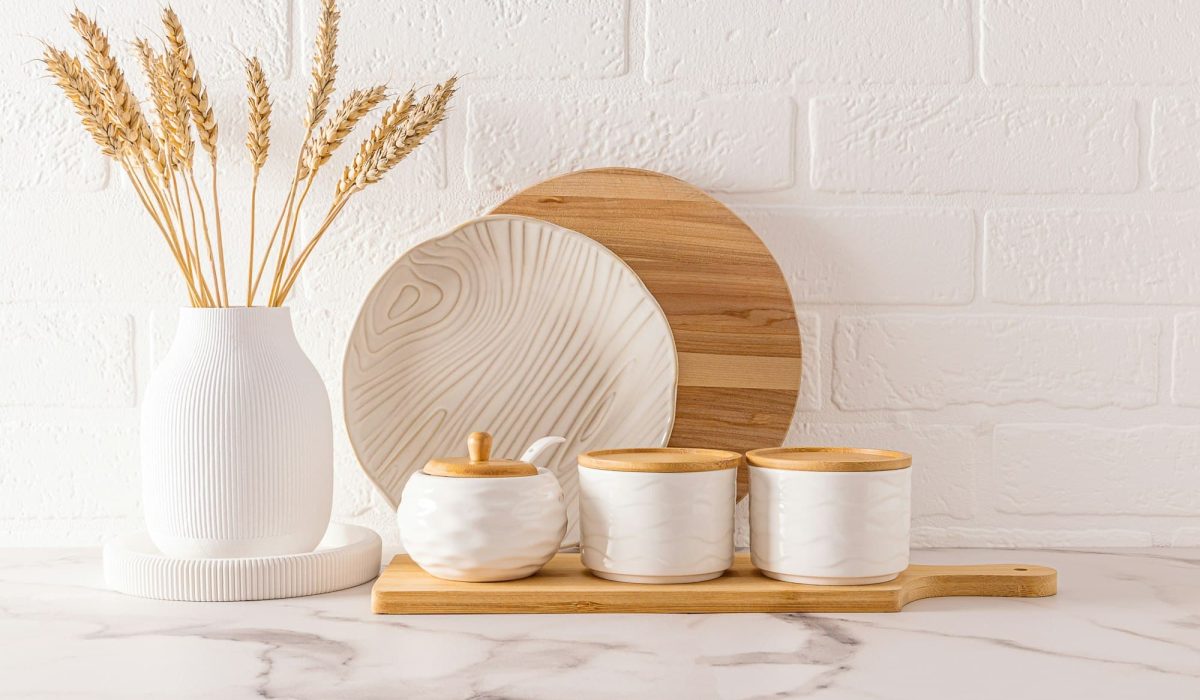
[103, 523, 382, 601]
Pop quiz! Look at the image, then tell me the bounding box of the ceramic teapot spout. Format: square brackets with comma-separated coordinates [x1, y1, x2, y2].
[519, 436, 566, 470]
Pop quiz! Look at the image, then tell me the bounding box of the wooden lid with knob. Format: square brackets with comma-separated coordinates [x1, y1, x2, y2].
[422, 432, 539, 478]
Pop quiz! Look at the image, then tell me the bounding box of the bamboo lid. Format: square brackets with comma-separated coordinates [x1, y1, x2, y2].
[423, 432, 538, 478]
[745, 447, 911, 473]
[578, 447, 741, 473]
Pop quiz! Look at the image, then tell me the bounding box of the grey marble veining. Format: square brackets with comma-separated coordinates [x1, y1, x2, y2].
[1, 548, 1198, 699]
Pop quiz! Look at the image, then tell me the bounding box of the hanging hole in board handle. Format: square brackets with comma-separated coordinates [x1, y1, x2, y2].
[1014, 567, 1028, 571]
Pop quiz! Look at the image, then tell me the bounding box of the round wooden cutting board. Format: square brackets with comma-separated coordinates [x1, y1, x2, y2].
[492, 168, 802, 497]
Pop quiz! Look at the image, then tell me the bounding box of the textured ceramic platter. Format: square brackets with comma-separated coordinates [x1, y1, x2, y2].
[493, 168, 802, 498]
[103, 523, 382, 601]
[344, 215, 677, 537]
[372, 553, 1058, 614]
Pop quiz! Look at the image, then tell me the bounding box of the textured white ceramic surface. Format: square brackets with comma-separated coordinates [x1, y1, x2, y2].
[398, 468, 567, 582]
[102, 523, 381, 602]
[749, 466, 911, 584]
[344, 215, 677, 541]
[578, 466, 735, 583]
[141, 308, 333, 559]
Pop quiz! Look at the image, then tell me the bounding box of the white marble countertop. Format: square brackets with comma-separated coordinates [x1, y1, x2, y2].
[1, 547, 1197, 699]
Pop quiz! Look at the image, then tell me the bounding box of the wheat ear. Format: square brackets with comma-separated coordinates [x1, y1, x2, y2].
[339, 77, 457, 197]
[302, 85, 386, 177]
[336, 88, 415, 198]
[41, 46, 120, 157]
[69, 11, 145, 157]
[163, 6, 226, 305]
[273, 78, 456, 304]
[267, 0, 340, 304]
[245, 56, 271, 305]
[133, 38, 202, 305]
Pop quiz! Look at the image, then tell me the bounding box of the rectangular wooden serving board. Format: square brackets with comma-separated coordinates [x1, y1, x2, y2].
[372, 553, 1057, 614]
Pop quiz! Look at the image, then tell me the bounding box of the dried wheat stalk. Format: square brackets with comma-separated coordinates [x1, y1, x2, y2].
[302, 85, 386, 177]
[163, 6, 227, 305]
[245, 56, 271, 305]
[274, 77, 457, 303]
[338, 78, 456, 197]
[42, 47, 120, 158]
[267, 0, 342, 303]
[42, 1, 453, 308]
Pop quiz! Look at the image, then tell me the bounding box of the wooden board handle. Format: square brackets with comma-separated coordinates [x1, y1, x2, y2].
[900, 563, 1057, 608]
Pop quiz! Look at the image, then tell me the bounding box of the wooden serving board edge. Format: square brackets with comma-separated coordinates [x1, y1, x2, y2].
[371, 553, 1057, 614]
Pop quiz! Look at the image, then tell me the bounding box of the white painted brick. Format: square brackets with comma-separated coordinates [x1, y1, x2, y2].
[810, 95, 1137, 194]
[833, 316, 1158, 410]
[1171, 528, 1200, 546]
[912, 527, 1154, 548]
[10, 85, 107, 192]
[744, 208, 974, 304]
[0, 191, 183, 304]
[1150, 98, 1200, 191]
[788, 423, 984, 519]
[986, 210, 1200, 304]
[796, 312, 821, 411]
[1171, 313, 1200, 406]
[0, 419, 138, 519]
[327, 0, 625, 81]
[645, 0, 971, 85]
[467, 94, 794, 192]
[0, 310, 135, 408]
[9, 0, 291, 84]
[981, 0, 1200, 85]
[996, 425, 1200, 516]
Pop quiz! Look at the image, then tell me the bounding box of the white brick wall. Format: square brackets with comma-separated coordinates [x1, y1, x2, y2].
[810, 95, 1138, 194]
[4, 0, 1199, 548]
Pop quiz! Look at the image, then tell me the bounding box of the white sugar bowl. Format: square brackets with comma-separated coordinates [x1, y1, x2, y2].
[578, 447, 740, 584]
[398, 432, 567, 582]
[747, 447, 912, 585]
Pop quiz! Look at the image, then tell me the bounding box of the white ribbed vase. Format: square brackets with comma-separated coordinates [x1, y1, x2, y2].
[142, 307, 333, 558]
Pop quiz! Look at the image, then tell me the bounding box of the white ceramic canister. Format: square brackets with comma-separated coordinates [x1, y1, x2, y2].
[746, 447, 912, 585]
[142, 307, 333, 559]
[578, 447, 739, 584]
[398, 432, 567, 582]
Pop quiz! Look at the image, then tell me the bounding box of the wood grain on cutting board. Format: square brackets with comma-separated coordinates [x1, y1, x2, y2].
[493, 168, 802, 497]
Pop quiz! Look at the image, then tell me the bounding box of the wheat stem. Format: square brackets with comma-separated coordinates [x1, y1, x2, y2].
[210, 162, 228, 305]
[276, 196, 348, 303]
[186, 170, 221, 306]
[270, 176, 314, 304]
[120, 157, 199, 303]
[180, 180, 213, 306]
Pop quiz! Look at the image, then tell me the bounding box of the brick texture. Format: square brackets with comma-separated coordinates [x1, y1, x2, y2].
[981, 0, 1200, 85]
[986, 210, 1200, 304]
[996, 424, 1200, 515]
[0, 310, 135, 408]
[811, 95, 1138, 194]
[1151, 98, 1200, 191]
[467, 94, 794, 192]
[745, 208, 975, 304]
[646, 0, 971, 85]
[833, 316, 1158, 410]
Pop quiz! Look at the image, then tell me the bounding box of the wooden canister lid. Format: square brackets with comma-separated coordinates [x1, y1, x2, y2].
[578, 447, 741, 473]
[745, 447, 911, 473]
[423, 432, 538, 478]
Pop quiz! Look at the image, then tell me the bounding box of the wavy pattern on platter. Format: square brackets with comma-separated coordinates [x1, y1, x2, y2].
[345, 216, 678, 538]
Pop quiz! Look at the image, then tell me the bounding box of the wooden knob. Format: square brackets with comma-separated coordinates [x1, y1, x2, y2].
[468, 432, 492, 463]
